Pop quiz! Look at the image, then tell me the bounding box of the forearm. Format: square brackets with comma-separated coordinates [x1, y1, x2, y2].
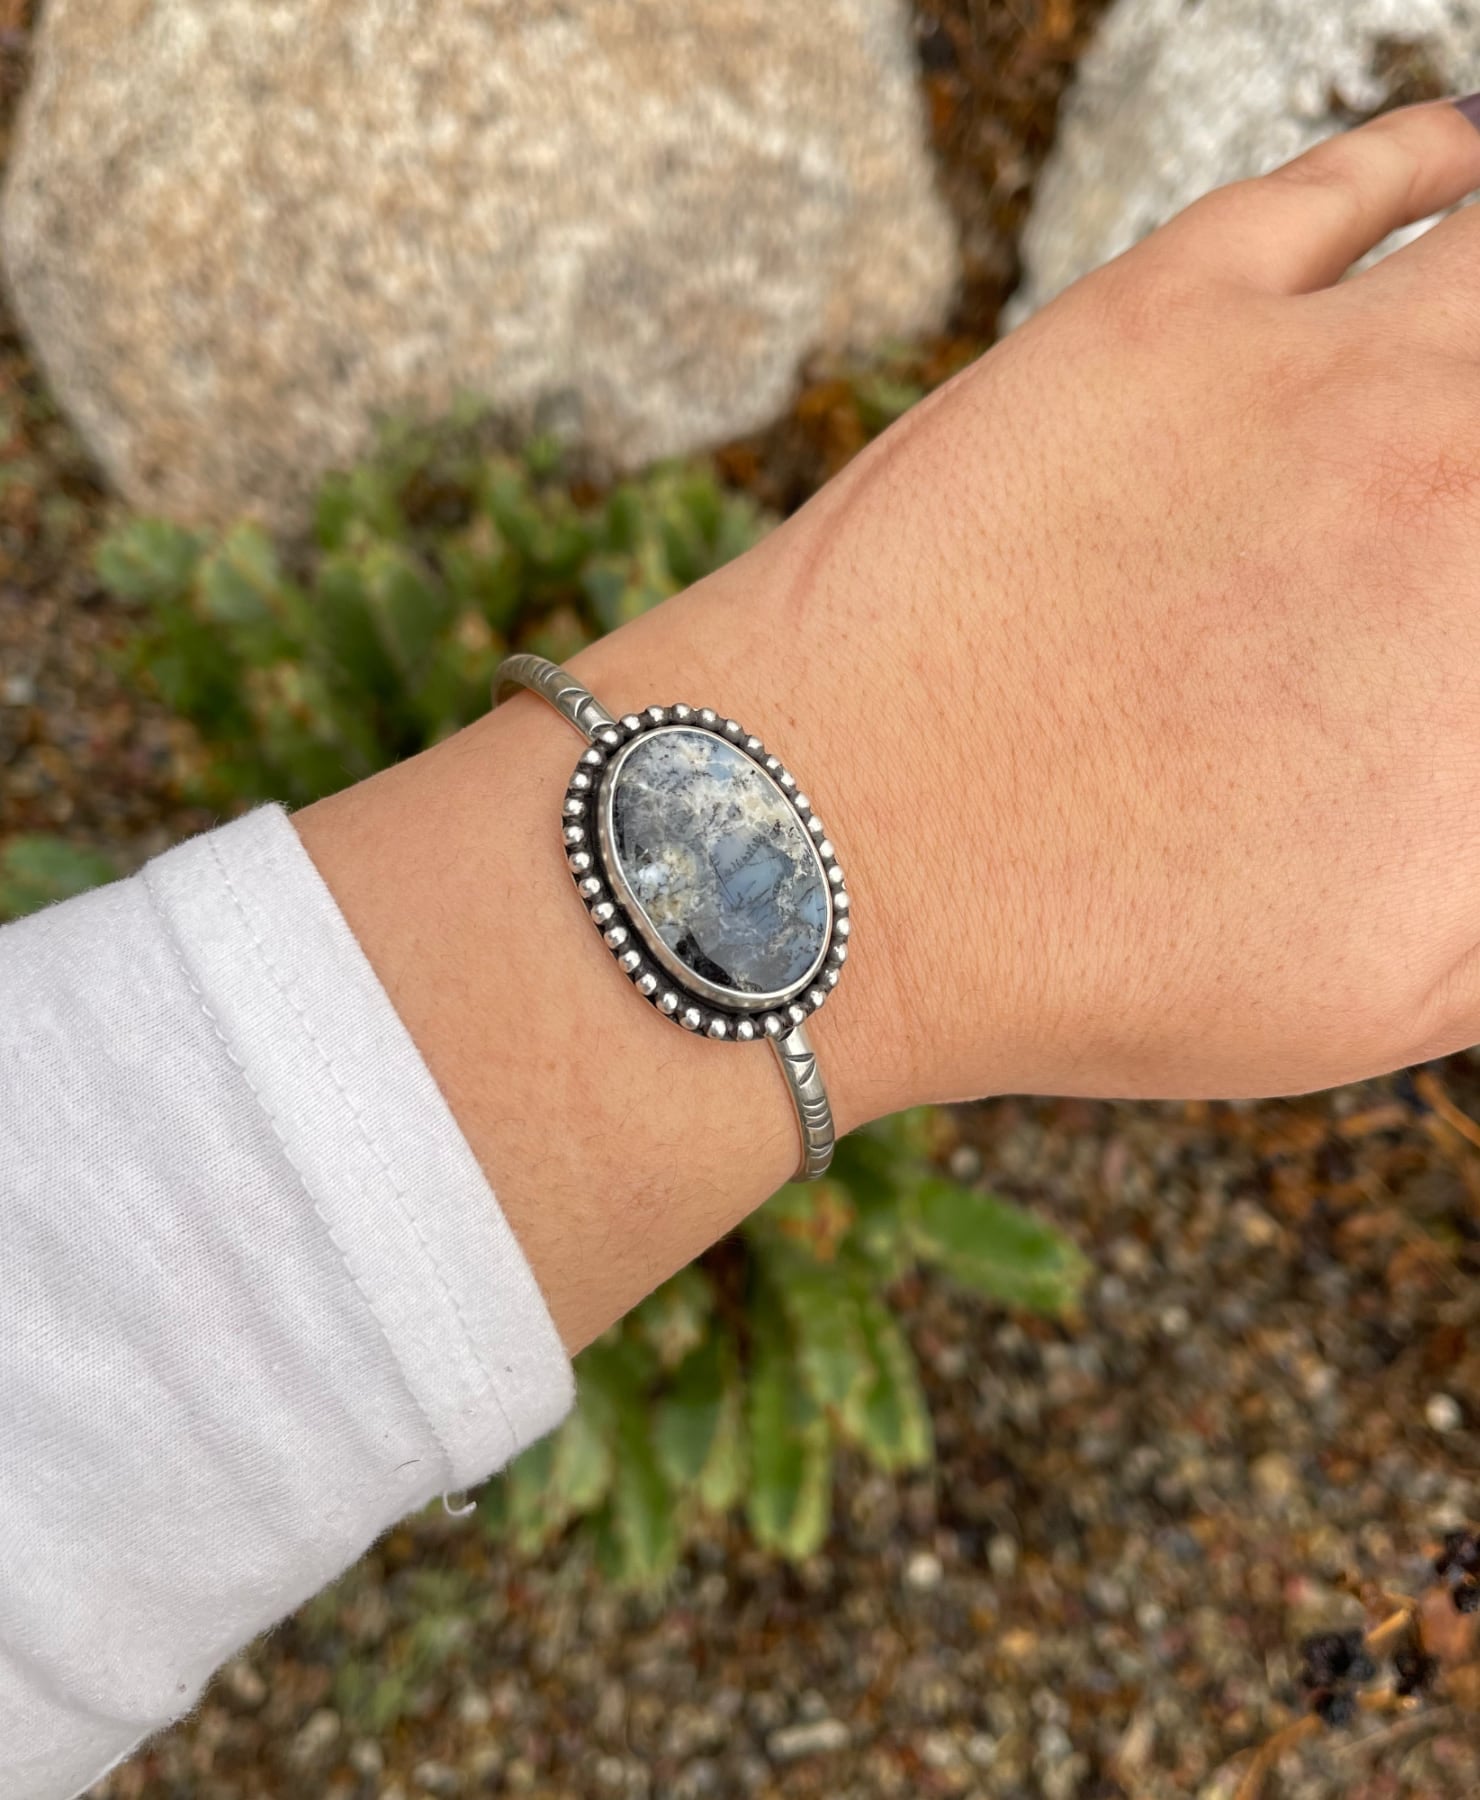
[294, 485, 934, 1355]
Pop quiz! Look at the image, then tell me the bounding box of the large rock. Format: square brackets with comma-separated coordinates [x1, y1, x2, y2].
[1010, 0, 1480, 325]
[2, 0, 955, 528]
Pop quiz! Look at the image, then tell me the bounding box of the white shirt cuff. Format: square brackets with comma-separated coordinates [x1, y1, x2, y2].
[143, 803, 575, 1484]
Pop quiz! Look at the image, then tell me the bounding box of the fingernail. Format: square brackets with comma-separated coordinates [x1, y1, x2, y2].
[1454, 91, 1480, 133]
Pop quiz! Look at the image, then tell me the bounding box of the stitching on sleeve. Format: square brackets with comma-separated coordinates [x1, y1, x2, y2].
[140, 862, 460, 1487]
[205, 835, 520, 1458]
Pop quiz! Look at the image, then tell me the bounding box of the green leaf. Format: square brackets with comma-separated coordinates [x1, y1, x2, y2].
[587, 1501, 626, 1585]
[610, 1382, 679, 1586]
[581, 553, 660, 633]
[696, 1362, 746, 1514]
[132, 597, 254, 746]
[0, 836, 117, 919]
[654, 1332, 746, 1515]
[745, 1303, 832, 1559]
[502, 1433, 565, 1556]
[601, 485, 644, 556]
[484, 467, 540, 559]
[549, 1384, 616, 1515]
[823, 1113, 935, 1279]
[197, 524, 282, 625]
[524, 434, 564, 480]
[362, 542, 455, 682]
[519, 604, 592, 666]
[634, 1264, 714, 1371]
[313, 470, 359, 554]
[314, 461, 405, 548]
[570, 1336, 686, 1581]
[907, 1177, 1088, 1314]
[762, 1241, 870, 1413]
[580, 1324, 659, 1397]
[712, 494, 768, 566]
[842, 1289, 933, 1473]
[474, 1475, 508, 1537]
[655, 1339, 724, 1487]
[335, 1663, 410, 1734]
[94, 518, 203, 606]
[659, 508, 709, 589]
[410, 624, 498, 742]
[751, 1178, 857, 1264]
[853, 372, 924, 434]
[314, 556, 402, 706]
[528, 514, 594, 585]
[243, 661, 370, 803]
[441, 519, 521, 633]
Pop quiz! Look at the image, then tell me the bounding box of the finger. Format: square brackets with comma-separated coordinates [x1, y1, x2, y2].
[1152, 99, 1480, 295]
[1341, 181, 1480, 332]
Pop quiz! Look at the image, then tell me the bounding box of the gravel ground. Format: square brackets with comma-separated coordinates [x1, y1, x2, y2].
[86, 1075, 1480, 1800]
[2, 1, 1477, 1796]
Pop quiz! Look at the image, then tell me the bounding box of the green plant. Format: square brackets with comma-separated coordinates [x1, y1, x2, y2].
[96, 422, 769, 810]
[0, 835, 118, 919]
[480, 1108, 1087, 1585]
[83, 418, 1089, 1580]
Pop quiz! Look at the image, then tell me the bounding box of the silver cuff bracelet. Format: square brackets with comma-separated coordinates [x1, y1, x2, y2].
[493, 652, 849, 1180]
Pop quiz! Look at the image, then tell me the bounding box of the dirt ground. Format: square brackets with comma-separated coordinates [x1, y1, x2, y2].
[86, 1075, 1480, 1800]
[2, 2, 1477, 1796]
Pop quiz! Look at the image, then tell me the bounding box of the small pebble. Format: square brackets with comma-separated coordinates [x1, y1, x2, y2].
[1251, 1451, 1300, 1505]
[289, 1708, 339, 1767]
[920, 1729, 964, 1770]
[455, 1690, 491, 1727]
[947, 1143, 982, 1182]
[466, 1747, 503, 1783]
[1086, 1573, 1129, 1615]
[1232, 1199, 1281, 1248]
[412, 1761, 460, 1796]
[1426, 1393, 1463, 1433]
[905, 1550, 943, 1591]
[767, 1718, 850, 1761]
[988, 1533, 1020, 1579]
[1036, 1719, 1073, 1762]
[219, 1659, 266, 1710]
[349, 1740, 384, 1777]
[965, 1731, 998, 1769]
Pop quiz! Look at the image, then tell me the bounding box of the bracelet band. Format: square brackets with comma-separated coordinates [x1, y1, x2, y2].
[493, 653, 848, 1180]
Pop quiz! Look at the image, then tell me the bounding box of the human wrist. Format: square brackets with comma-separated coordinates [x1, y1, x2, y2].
[293, 522, 940, 1350]
[586, 449, 1020, 1115]
[559, 554, 931, 1134]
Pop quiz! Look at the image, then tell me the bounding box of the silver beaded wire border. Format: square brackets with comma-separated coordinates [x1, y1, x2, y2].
[560, 703, 851, 1042]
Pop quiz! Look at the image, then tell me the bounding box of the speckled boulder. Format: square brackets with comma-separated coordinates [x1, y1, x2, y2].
[1009, 0, 1480, 326]
[1, 0, 956, 527]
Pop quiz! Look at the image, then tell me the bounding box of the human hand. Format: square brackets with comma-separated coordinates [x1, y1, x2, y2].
[595, 98, 1480, 1114]
[302, 101, 1480, 1346]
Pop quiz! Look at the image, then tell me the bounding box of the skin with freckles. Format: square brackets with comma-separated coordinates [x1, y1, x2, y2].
[299, 100, 1480, 1351]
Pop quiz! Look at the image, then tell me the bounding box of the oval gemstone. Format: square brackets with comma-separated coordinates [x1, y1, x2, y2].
[605, 727, 830, 1001]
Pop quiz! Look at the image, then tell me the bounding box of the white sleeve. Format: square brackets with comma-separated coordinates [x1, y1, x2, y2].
[0, 805, 574, 1800]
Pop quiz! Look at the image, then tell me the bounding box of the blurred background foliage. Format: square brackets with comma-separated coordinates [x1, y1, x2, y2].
[0, 410, 1088, 1582]
[92, 420, 769, 812]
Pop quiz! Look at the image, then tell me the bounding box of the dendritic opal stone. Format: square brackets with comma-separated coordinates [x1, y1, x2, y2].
[606, 728, 829, 1001]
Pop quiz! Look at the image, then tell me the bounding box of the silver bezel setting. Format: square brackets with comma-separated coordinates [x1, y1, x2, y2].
[560, 706, 850, 1040]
